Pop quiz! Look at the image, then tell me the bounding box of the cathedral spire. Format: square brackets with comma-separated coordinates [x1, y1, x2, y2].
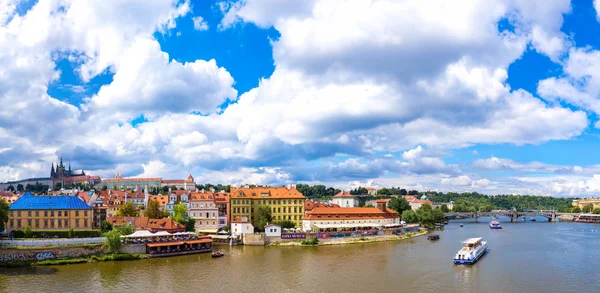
[68, 162, 71, 173]
[60, 157, 63, 168]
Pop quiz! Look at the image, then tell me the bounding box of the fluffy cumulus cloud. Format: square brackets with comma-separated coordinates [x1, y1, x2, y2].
[0, 0, 597, 195]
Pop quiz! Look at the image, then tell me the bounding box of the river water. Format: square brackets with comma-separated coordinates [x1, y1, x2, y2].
[1, 220, 599, 293]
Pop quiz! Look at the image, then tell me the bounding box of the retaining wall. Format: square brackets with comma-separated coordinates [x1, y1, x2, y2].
[119, 244, 146, 254]
[0, 245, 106, 263]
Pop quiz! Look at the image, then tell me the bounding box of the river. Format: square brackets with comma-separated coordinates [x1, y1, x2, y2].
[1, 220, 599, 293]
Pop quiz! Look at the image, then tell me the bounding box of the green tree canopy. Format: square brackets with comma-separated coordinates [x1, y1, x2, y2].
[401, 210, 419, 223]
[571, 206, 581, 213]
[593, 208, 600, 215]
[388, 197, 411, 215]
[440, 204, 449, 213]
[7, 185, 14, 191]
[144, 199, 164, 219]
[582, 204, 594, 213]
[256, 205, 273, 232]
[172, 203, 188, 224]
[116, 202, 139, 217]
[0, 199, 9, 232]
[278, 220, 296, 229]
[16, 184, 23, 192]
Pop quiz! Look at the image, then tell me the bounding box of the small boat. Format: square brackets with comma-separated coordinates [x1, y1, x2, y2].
[489, 220, 502, 229]
[453, 237, 487, 265]
[460, 224, 463, 227]
[211, 249, 225, 258]
[530, 217, 536, 222]
[427, 234, 440, 241]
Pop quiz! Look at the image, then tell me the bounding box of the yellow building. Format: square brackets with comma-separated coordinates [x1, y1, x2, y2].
[6, 192, 93, 231]
[572, 198, 600, 209]
[230, 186, 306, 228]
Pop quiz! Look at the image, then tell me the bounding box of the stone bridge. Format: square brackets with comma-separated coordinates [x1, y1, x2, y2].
[444, 210, 579, 222]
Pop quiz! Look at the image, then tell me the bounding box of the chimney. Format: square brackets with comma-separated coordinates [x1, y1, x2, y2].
[202, 189, 205, 194]
[377, 201, 387, 212]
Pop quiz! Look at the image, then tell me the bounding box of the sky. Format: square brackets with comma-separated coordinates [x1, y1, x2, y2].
[2, 0, 600, 197]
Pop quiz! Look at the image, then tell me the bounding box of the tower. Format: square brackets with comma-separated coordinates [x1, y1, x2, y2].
[51, 163, 55, 178]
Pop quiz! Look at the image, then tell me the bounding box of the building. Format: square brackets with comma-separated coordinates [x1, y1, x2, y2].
[402, 195, 433, 211]
[366, 187, 378, 196]
[231, 217, 254, 235]
[189, 191, 219, 234]
[89, 193, 108, 229]
[431, 201, 454, 210]
[213, 191, 230, 228]
[0, 191, 21, 205]
[164, 190, 190, 215]
[230, 186, 306, 228]
[265, 224, 281, 237]
[6, 192, 93, 231]
[365, 198, 391, 207]
[332, 191, 359, 207]
[572, 198, 600, 209]
[305, 199, 340, 214]
[0, 158, 100, 191]
[100, 173, 196, 191]
[106, 216, 185, 233]
[303, 201, 400, 232]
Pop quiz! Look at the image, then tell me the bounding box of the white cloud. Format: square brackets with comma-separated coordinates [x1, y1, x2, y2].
[192, 16, 209, 30]
[595, 0, 600, 22]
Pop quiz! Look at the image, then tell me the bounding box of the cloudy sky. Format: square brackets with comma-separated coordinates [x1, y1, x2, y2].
[3, 0, 600, 196]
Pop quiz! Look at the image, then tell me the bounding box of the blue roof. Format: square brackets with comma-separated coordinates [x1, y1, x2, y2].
[10, 192, 91, 210]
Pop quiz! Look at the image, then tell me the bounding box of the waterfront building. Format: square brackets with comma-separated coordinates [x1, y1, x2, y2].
[265, 224, 281, 237]
[189, 191, 219, 234]
[6, 192, 93, 231]
[230, 186, 306, 228]
[100, 173, 196, 191]
[231, 217, 254, 235]
[302, 201, 400, 232]
[332, 191, 359, 207]
[213, 191, 230, 228]
[106, 216, 185, 233]
[572, 198, 600, 209]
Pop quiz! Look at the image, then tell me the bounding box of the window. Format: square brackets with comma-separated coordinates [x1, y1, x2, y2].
[28, 211, 31, 217]
[44, 220, 48, 228]
[28, 219, 32, 227]
[9, 219, 13, 228]
[84, 211, 87, 217]
[17, 219, 21, 228]
[44, 211, 48, 217]
[64, 220, 68, 227]
[51, 211, 54, 217]
[51, 220, 54, 228]
[75, 211, 79, 217]
[84, 220, 88, 228]
[35, 219, 39, 228]
[58, 221, 62, 228]
[206, 212, 209, 218]
[17, 211, 21, 217]
[9, 211, 12, 217]
[75, 219, 79, 228]
[278, 207, 281, 213]
[58, 211, 61, 217]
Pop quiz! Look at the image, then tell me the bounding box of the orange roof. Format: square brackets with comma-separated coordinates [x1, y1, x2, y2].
[213, 192, 230, 203]
[230, 186, 305, 199]
[190, 191, 215, 201]
[147, 241, 185, 247]
[149, 195, 168, 207]
[366, 187, 377, 190]
[106, 216, 185, 232]
[403, 196, 416, 202]
[411, 199, 432, 204]
[162, 179, 186, 184]
[231, 217, 251, 223]
[305, 200, 340, 212]
[304, 207, 399, 220]
[333, 191, 355, 198]
[375, 199, 391, 203]
[102, 177, 162, 182]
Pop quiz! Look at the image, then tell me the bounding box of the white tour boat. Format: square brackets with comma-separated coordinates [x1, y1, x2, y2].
[453, 237, 487, 265]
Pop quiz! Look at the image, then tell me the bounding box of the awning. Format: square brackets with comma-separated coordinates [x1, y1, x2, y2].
[185, 239, 212, 244]
[146, 241, 185, 247]
[313, 223, 383, 229]
[210, 235, 230, 240]
[198, 229, 219, 233]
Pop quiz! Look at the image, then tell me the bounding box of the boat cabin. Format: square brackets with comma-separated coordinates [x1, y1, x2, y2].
[461, 237, 482, 249]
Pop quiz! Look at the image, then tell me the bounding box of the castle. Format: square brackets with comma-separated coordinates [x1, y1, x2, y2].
[50, 157, 89, 188]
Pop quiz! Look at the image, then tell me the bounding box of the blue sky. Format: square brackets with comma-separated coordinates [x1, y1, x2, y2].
[2, 0, 600, 196]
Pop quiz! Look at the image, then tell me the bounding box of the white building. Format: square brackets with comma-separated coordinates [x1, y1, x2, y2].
[303, 201, 400, 232]
[231, 217, 254, 235]
[332, 191, 359, 207]
[189, 191, 219, 234]
[264, 224, 281, 237]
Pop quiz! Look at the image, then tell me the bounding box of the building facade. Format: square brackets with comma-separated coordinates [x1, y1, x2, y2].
[213, 191, 230, 228]
[231, 217, 254, 235]
[100, 173, 196, 191]
[189, 191, 219, 234]
[106, 216, 185, 233]
[302, 201, 400, 232]
[572, 198, 600, 209]
[6, 192, 93, 231]
[265, 224, 281, 237]
[332, 191, 359, 207]
[230, 186, 306, 228]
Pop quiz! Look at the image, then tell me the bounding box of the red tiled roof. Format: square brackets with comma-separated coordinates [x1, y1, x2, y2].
[333, 191, 355, 198]
[102, 178, 162, 182]
[106, 216, 185, 232]
[304, 207, 399, 220]
[230, 186, 305, 199]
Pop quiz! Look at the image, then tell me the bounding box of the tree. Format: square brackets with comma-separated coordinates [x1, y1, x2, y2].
[256, 205, 273, 232]
[440, 204, 449, 213]
[116, 202, 139, 217]
[408, 190, 419, 195]
[16, 184, 24, 192]
[593, 208, 600, 215]
[115, 224, 135, 236]
[54, 182, 62, 191]
[0, 199, 8, 232]
[184, 218, 196, 232]
[104, 230, 122, 252]
[480, 204, 493, 212]
[161, 186, 169, 194]
[100, 220, 113, 233]
[401, 210, 419, 223]
[432, 208, 445, 224]
[24, 226, 32, 238]
[571, 206, 581, 213]
[172, 203, 188, 223]
[582, 204, 594, 213]
[399, 189, 407, 195]
[388, 197, 411, 215]
[7, 185, 14, 192]
[101, 185, 108, 191]
[278, 220, 296, 229]
[144, 199, 164, 219]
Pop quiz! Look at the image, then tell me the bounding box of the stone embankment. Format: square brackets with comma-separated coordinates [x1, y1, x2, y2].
[268, 230, 428, 246]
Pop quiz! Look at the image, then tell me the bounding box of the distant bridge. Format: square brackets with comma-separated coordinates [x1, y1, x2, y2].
[444, 210, 580, 222]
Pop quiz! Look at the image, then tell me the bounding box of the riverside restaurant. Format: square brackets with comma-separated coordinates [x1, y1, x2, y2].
[121, 231, 212, 257]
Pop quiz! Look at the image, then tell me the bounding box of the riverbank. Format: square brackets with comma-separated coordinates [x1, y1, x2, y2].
[269, 230, 428, 246]
[0, 253, 148, 267]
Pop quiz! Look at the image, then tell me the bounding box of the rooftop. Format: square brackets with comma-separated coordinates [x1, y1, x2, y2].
[9, 192, 91, 210]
